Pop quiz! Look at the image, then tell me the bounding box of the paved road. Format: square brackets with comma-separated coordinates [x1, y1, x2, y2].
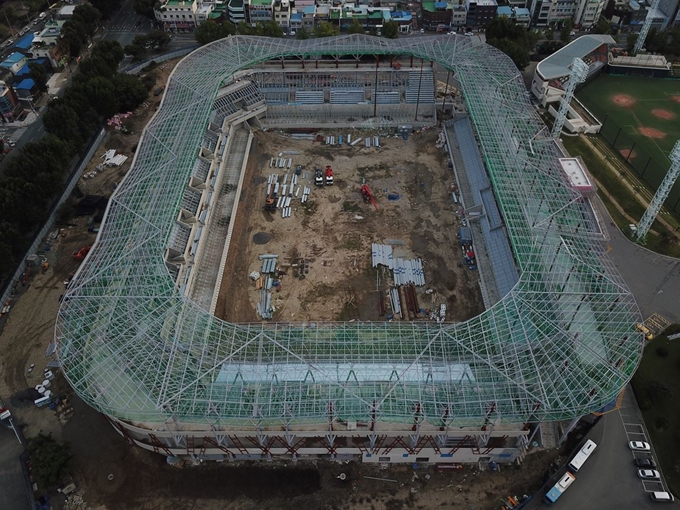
[104, 0, 154, 48]
[531, 390, 672, 509]
[0, 424, 31, 510]
[594, 196, 680, 323]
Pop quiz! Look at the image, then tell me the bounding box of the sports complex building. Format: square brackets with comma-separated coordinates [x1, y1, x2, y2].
[56, 35, 643, 464]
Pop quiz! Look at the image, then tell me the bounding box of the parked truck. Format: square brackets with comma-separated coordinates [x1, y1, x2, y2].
[544, 472, 576, 505]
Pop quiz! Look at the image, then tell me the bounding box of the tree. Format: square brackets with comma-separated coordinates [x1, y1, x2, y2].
[113, 74, 148, 112]
[43, 102, 83, 150]
[196, 19, 235, 45]
[346, 18, 364, 34]
[90, 40, 125, 71]
[27, 434, 73, 490]
[560, 19, 573, 43]
[236, 21, 257, 35]
[382, 20, 399, 39]
[593, 17, 611, 34]
[147, 29, 171, 48]
[71, 3, 102, 41]
[491, 38, 530, 69]
[259, 20, 284, 37]
[313, 21, 339, 38]
[296, 27, 310, 39]
[90, 0, 122, 20]
[133, 0, 156, 18]
[29, 63, 48, 94]
[80, 76, 119, 118]
[626, 32, 638, 53]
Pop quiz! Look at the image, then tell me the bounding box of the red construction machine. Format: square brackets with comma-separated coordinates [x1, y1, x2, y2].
[360, 184, 378, 211]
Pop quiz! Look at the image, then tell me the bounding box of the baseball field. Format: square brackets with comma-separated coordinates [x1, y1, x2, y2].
[576, 75, 680, 190]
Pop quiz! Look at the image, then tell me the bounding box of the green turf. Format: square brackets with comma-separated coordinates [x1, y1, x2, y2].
[631, 329, 680, 496]
[577, 75, 680, 161]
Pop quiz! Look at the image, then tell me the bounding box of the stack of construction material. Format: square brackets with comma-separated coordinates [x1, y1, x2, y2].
[260, 254, 278, 274]
[371, 243, 394, 269]
[393, 258, 425, 286]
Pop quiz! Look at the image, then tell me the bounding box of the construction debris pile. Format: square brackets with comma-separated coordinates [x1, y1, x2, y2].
[265, 157, 314, 218]
[435, 130, 446, 149]
[82, 149, 128, 179]
[319, 133, 381, 148]
[255, 254, 278, 319]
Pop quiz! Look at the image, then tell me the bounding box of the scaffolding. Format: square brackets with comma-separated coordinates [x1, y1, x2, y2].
[56, 35, 642, 433]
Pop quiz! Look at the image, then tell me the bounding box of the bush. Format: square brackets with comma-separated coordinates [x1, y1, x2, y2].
[656, 346, 669, 357]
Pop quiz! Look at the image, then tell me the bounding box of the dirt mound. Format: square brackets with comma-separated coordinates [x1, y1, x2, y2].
[620, 149, 637, 160]
[612, 94, 635, 107]
[652, 109, 675, 120]
[671, 96, 680, 104]
[639, 127, 666, 139]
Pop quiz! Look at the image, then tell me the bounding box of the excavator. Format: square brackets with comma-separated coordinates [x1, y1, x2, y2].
[264, 189, 277, 211]
[73, 246, 92, 262]
[361, 184, 378, 211]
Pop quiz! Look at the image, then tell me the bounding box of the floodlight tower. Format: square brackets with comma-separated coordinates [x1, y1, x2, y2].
[636, 140, 680, 242]
[551, 58, 589, 139]
[633, 0, 662, 54]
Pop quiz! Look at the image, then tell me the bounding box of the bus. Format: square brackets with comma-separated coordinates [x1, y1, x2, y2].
[568, 439, 597, 473]
[544, 472, 576, 504]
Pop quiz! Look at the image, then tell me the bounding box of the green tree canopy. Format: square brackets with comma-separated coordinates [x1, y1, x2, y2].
[196, 19, 236, 45]
[382, 20, 399, 39]
[346, 18, 364, 35]
[133, 0, 156, 18]
[90, 0, 122, 19]
[113, 74, 148, 112]
[490, 38, 530, 69]
[485, 16, 536, 69]
[27, 434, 73, 490]
[593, 17, 611, 34]
[560, 19, 574, 43]
[313, 21, 339, 38]
[147, 29, 171, 48]
[71, 3, 101, 40]
[296, 27, 310, 39]
[29, 63, 48, 93]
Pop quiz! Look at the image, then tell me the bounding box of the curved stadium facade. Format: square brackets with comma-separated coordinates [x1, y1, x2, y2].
[55, 35, 643, 462]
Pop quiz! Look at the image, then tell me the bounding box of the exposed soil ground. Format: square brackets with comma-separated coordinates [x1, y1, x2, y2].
[619, 148, 637, 160]
[651, 108, 675, 120]
[639, 127, 666, 139]
[216, 129, 484, 324]
[612, 94, 636, 107]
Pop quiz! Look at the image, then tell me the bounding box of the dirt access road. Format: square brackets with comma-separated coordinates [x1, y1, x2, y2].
[216, 128, 484, 324]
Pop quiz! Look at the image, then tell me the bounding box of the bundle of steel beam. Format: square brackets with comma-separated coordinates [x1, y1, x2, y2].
[393, 258, 425, 286]
[257, 289, 273, 319]
[301, 186, 311, 203]
[390, 287, 401, 318]
[371, 243, 394, 269]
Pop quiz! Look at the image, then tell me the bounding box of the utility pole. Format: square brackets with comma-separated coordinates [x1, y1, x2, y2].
[633, 0, 661, 54]
[551, 57, 588, 139]
[636, 140, 680, 243]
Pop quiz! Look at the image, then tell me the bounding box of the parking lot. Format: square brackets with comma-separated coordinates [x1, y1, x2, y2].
[618, 389, 669, 494]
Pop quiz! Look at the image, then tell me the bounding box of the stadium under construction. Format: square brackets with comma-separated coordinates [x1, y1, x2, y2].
[55, 35, 643, 463]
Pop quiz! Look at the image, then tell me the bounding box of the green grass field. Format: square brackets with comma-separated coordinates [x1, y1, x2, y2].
[577, 75, 680, 161]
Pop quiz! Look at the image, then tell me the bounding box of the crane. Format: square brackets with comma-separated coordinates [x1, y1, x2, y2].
[552, 58, 589, 139]
[633, 0, 662, 54]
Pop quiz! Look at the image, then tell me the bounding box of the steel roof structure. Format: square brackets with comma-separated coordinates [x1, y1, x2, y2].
[56, 35, 642, 431]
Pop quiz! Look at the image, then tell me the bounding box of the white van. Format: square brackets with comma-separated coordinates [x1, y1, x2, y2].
[39, 12, 46, 19]
[649, 492, 674, 502]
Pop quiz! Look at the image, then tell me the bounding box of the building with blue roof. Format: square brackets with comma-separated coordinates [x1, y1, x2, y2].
[496, 5, 530, 26]
[13, 78, 37, 100]
[0, 52, 28, 75]
[15, 33, 34, 51]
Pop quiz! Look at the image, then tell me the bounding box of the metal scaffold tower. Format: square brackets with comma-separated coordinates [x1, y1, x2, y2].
[633, 0, 662, 54]
[636, 140, 680, 242]
[55, 35, 641, 434]
[551, 58, 589, 139]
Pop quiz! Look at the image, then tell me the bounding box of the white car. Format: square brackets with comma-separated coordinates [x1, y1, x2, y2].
[638, 469, 660, 480]
[629, 441, 651, 451]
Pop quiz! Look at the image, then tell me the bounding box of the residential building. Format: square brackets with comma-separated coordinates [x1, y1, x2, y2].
[196, 1, 216, 24]
[13, 78, 37, 100]
[529, 0, 552, 26]
[58, 5, 76, 19]
[301, 5, 316, 30]
[548, 0, 576, 24]
[228, 0, 246, 24]
[247, 0, 274, 25]
[31, 22, 68, 69]
[421, 1, 453, 30]
[451, 5, 468, 27]
[574, 0, 605, 27]
[496, 5, 531, 25]
[0, 53, 27, 75]
[465, 0, 498, 27]
[0, 81, 22, 122]
[273, 0, 292, 31]
[155, 0, 199, 32]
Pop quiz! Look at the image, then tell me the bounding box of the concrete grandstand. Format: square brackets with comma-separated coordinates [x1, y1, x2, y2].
[55, 35, 643, 463]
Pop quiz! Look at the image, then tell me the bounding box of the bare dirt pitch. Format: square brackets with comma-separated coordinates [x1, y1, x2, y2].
[216, 128, 484, 324]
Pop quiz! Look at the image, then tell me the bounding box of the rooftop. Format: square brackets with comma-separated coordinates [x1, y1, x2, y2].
[59, 5, 76, 16]
[14, 78, 35, 90]
[559, 157, 593, 189]
[536, 34, 615, 80]
[164, 0, 196, 5]
[1, 53, 26, 66]
[15, 33, 34, 50]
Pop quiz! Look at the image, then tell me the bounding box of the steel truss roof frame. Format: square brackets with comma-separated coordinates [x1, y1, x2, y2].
[56, 35, 642, 430]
